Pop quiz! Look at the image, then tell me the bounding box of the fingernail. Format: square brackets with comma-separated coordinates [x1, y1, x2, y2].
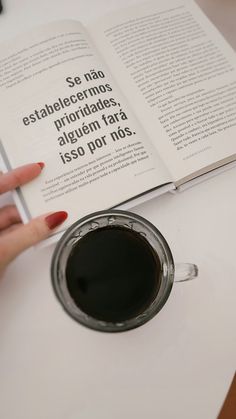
[37, 162, 45, 170]
[45, 211, 68, 230]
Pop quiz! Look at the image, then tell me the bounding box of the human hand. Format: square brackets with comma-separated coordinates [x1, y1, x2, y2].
[0, 163, 67, 274]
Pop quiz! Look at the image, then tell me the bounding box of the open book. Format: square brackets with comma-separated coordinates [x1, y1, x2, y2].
[0, 0, 236, 241]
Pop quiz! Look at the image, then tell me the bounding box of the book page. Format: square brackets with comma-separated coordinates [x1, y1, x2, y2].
[89, 0, 236, 182]
[0, 20, 171, 232]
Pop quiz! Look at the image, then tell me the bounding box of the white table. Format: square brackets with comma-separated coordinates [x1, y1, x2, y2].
[0, 1, 235, 418]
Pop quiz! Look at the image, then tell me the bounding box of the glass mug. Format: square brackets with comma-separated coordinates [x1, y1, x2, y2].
[51, 210, 198, 332]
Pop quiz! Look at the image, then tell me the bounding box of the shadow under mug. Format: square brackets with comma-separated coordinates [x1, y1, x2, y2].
[51, 210, 198, 332]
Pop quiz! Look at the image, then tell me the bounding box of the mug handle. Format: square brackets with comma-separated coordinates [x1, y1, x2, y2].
[174, 263, 198, 283]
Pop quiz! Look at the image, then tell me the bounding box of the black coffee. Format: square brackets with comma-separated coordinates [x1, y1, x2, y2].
[66, 226, 161, 323]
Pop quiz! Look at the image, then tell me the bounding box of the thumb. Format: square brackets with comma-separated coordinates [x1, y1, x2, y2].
[0, 211, 68, 269]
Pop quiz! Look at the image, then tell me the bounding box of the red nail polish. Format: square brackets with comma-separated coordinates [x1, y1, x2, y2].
[37, 162, 45, 169]
[45, 211, 68, 230]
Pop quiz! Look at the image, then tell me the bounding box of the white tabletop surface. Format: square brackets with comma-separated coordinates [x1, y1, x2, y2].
[0, 1, 236, 419]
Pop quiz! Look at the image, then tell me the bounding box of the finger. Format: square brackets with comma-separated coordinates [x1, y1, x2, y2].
[0, 205, 21, 230]
[0, 222, 22, 237]
[0, 211, 68, 270]
[0, 162, 44, 194]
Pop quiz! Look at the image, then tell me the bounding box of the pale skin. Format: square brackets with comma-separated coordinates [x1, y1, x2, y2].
[0, 163, 67, 275]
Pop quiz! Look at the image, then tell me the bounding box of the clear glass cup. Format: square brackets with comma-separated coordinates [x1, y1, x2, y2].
[51, 210, 198, 332]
